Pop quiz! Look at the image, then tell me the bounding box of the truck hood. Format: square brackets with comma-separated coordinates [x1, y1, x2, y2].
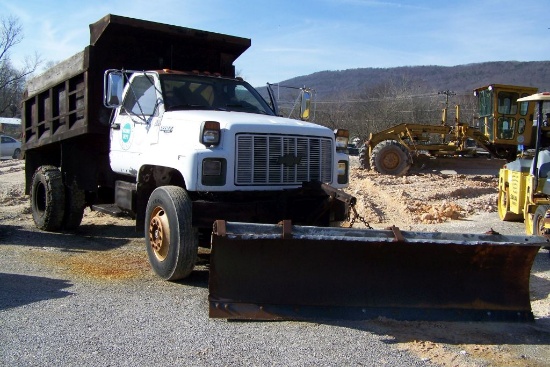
[162, 110, 333, 137]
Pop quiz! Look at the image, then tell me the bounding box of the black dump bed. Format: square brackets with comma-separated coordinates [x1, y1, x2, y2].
[22, 14, 251, 151]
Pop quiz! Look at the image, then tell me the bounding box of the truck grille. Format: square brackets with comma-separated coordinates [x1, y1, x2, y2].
[235, 134, 333, 185]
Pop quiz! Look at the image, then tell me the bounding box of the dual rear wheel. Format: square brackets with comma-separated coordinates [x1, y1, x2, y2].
[30, 165, 85, 231]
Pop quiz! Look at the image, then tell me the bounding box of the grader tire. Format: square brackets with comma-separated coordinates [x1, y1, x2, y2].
[497, 186, 522, 222]
[145, 186, 198, 280]
[358, 146, 370, 169]
[370, 140, 411, 176]
[31, 166, 66, 231]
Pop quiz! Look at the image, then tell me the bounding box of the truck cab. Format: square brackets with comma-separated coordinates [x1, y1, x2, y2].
[105, 70, 348, 193]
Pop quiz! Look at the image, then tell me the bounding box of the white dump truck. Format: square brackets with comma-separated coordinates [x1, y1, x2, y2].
[21, 14, 352, 281]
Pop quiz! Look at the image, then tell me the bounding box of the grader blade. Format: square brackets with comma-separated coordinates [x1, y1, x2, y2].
[208, 221, 546, 322]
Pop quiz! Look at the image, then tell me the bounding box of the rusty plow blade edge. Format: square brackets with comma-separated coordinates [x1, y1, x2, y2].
[208, 221, 545, 322]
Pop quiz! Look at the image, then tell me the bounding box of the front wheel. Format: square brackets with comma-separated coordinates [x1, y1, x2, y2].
[370, 140, 411, 176]
[145, 186, 198, 280]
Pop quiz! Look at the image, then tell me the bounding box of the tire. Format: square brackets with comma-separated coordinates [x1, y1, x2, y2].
[145, 186, 198, 280]
[370, 140, 411, 176]
[63, 184, 86, 230]
[497, 186, 522, 221]
[31, 166, 66, 231]
[12, 148, 21, 159]
[531, 205, 550, 236]
[358, 146, 370, 169]
[494, 147, 518, 162]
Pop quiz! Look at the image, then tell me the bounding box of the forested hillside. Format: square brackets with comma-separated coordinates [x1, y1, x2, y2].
[264, 61, 550, 141]
[279, 61, 550, 99]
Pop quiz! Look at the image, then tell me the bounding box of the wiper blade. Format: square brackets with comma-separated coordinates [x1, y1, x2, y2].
[168, 104, 213, 111]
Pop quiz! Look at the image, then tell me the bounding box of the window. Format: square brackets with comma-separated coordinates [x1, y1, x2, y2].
[497, 91, 519, 115]
[1, 136, 15, 143]
[477, 89, 492, 117]
[519, 93, 530, 116]
[122, 75, 158, 116]
[160, 74, 275, 115]
[497, 116, 516, 139]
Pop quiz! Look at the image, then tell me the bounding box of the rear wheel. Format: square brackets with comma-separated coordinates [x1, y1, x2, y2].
[145, 186, 198, 280]
[358, 146, 370, 169]
[370, 140, 411, 176]
[12, 148, 21, 159]
[62, 184, 86, 230]
[497, 186, 522, 221]
[31, 166, 65, 231]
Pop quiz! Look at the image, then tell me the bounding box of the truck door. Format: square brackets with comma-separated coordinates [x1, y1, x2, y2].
[110, 74, 161, 176]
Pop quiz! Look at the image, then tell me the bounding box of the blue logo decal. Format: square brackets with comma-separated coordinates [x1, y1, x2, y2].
[122, 123, 132, 143]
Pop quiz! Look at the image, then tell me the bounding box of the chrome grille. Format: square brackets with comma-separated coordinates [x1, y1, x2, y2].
[235, 134, 333, 185]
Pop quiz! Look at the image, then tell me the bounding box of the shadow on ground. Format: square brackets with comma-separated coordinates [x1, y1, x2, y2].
[0, 272, 73, 311]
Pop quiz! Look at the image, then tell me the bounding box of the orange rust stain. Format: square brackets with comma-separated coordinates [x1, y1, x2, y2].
[31, 248, 150, 280]
[66, 253, 149, 280]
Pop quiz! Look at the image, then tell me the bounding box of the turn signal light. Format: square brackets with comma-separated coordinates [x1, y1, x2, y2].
[200, 121, 221, 146]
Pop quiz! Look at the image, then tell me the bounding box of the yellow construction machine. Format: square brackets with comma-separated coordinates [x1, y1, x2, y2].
[498, 91, 550, 238]
[359, 84, 538, 175]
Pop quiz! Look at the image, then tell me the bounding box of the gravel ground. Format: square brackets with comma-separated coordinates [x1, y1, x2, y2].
[1, 158, 549, 367]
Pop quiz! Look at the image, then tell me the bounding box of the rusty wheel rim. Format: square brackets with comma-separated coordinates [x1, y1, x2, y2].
[381, 152, 399, 170]
[535, 212, 545, 236]
[149, 206, 170, 261]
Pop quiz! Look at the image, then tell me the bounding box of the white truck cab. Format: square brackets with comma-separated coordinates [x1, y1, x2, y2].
[105, 70, 350, 193]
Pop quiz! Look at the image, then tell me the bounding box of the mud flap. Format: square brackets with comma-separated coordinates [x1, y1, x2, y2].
[209, 221, 546, 322]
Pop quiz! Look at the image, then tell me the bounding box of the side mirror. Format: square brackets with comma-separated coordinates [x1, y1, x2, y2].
[300, 90, 312, 121]
[104, 70, 124, 108]
[266, 83, 280, 116]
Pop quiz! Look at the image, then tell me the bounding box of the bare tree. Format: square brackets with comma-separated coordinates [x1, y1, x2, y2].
[0, 15, 40, 117]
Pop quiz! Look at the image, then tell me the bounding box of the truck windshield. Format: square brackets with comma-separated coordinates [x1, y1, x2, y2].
[160, 75, 275, 115]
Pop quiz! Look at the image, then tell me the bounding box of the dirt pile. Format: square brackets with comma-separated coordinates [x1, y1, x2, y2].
[347, 167, 498, 228]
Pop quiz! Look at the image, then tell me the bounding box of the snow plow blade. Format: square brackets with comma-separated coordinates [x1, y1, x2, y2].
[208, 220, 545, 322]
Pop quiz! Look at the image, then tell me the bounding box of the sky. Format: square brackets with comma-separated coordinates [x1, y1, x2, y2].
[2, 0, 550, 87]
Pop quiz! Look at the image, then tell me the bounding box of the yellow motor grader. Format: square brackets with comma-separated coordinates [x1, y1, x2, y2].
[359, 84, 538, 175]
[498, 91, 550, 238]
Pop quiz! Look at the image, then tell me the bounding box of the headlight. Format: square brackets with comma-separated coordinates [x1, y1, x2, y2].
[200, 121, 221, 146]
[335, 129, 349, 151]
